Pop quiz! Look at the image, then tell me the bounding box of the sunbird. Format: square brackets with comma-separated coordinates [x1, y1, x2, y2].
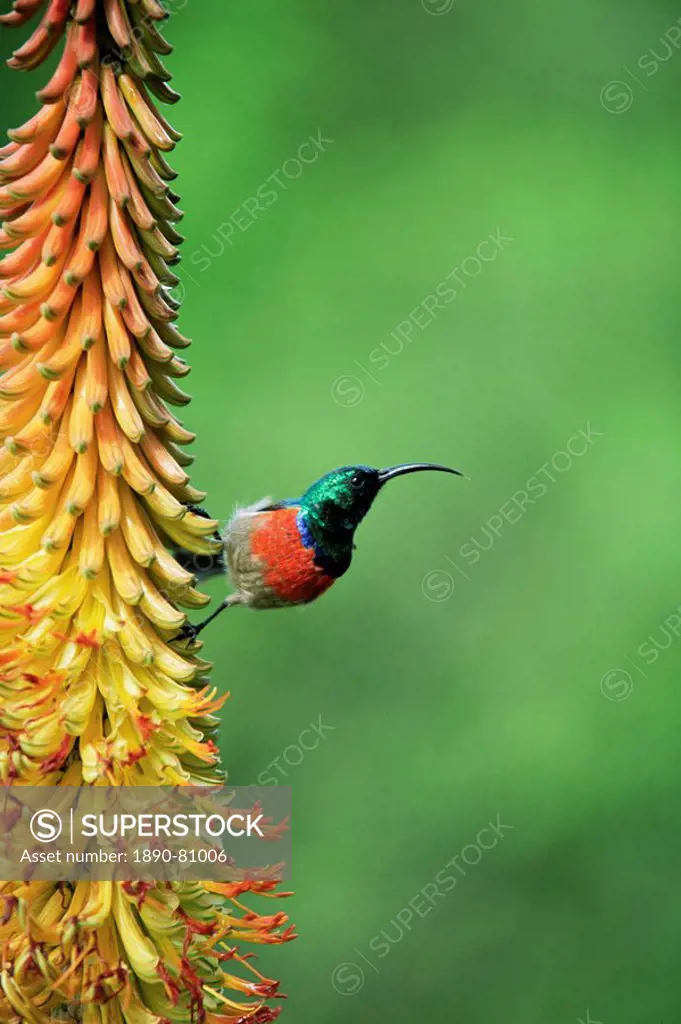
[176, 462, 462, 639]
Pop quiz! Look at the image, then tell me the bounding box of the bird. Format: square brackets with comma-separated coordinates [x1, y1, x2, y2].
[175, 462, 463, 639]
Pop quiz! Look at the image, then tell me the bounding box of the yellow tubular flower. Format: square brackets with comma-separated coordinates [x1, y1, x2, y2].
[0, 1, 295, 1020]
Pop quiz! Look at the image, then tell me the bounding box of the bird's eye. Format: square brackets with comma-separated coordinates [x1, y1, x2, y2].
[350, 473, 362, 488]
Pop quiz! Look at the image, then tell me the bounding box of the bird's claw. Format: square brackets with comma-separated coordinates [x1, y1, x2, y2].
[176, 622, 198, 643]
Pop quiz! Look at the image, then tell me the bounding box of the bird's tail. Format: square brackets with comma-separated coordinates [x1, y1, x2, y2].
[170, 505, 227, 580]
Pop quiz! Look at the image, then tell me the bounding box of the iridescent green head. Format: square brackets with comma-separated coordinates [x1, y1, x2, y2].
[298, 463, 463, 572]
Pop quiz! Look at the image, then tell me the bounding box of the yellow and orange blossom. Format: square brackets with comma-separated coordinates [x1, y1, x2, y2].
[0, 1, 294, 1021]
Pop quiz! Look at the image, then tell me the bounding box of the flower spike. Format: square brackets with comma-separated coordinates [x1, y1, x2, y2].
[0, 3, 294, 1021]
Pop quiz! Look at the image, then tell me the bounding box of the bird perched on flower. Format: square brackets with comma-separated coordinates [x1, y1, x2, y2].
[178, 462, 462, 638]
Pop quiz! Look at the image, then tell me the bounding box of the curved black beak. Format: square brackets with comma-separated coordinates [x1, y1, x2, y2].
[377, 463, 464, 486]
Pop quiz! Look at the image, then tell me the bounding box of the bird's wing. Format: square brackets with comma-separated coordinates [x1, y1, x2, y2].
[233, 496, 287, 517]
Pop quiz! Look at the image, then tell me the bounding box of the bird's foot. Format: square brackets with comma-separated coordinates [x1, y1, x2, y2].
[176, 622, 198, 643]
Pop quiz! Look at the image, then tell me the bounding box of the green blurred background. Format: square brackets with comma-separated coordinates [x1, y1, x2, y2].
[2, 1, 681, 1020]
